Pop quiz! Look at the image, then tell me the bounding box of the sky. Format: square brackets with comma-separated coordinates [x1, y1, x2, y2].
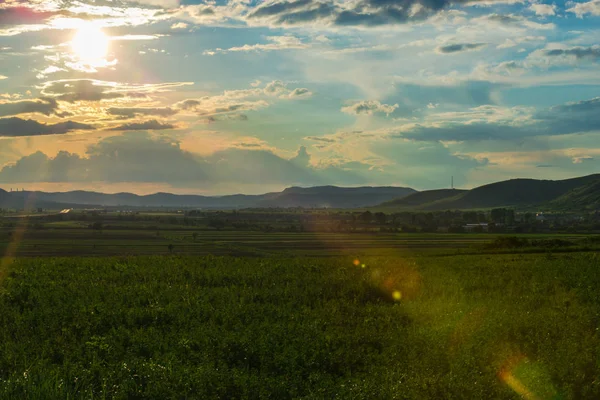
[0, 0, 599, 195]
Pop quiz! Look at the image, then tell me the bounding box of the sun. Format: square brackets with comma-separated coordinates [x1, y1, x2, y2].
[71, 25, 109, 64]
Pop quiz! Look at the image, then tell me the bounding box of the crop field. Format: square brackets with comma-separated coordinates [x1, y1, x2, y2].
[1, 217, 599, 398]
[0, 225, 595, 258]
[0, 252, 599, 399]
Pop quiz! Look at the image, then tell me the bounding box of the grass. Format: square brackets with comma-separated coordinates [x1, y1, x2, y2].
[1, 253, 599, 399]
[1, 227, 597, 257]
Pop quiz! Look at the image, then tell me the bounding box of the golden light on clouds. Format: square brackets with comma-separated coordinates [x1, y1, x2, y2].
[71, 25, 109, 65]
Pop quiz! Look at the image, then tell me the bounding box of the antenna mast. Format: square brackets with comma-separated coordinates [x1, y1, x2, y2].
[451, 176, 454, 190]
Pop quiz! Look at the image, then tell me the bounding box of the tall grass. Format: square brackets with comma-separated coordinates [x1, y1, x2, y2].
[0, 254, 598, 399]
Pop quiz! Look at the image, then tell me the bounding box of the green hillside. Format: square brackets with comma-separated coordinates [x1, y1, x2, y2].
[378, 174, 600, 211]
[379, 189, 466, 209]
[548, 179, 600, 210]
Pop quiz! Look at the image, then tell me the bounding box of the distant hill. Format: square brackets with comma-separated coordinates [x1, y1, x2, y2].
[379, 189, 466, 209]
[548, 179, 600, 210]
[4, 174, 600, 211]
[255, 186, 416, 208]
[0, 186, 416, 210]
[377, 174, 600, 211]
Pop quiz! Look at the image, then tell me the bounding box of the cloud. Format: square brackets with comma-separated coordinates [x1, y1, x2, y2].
[543, 46, 600, 61]
[107, 107, 178, 118]
[1, 2, 165, 36]
[264, 80, 313, 98]
[0, 117, 94, 137]
[436, 43, 487, 54]
[40, 79, 193, 103]
[170, 22, 188, 29]
[287, 88, 313, 98]
[290, 145, 311, 167]
[469, 13, 555, 30]
[572, 156, 594, 164]
[0, 98, 64, 117]
[177, 99, 269, 118]
[529, 3, 556, 16]
[0, 133, 336, 186]
[204, 35, 308, 55]
[108, 120, 176, 131]
[496, 35, 544, 49]
[567, 0, 600, 17]
[341, 100, 398, 116]
[305, 136, 337, 143]
[395, 96, 600, 142]
[173, 80, 311, 117]
[40, 80, 129, 102]
[246, 0, 483, 28]
[0, 6, 56, 26]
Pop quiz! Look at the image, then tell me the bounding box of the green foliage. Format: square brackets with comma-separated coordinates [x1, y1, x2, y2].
[0, 254, 599, 398]
[486, 236, 576, 250]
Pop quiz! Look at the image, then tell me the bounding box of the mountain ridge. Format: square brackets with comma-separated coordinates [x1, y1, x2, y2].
[2, 174, 600, 211]
[377, 174, 600, 211]
[0, 185, 416, 210]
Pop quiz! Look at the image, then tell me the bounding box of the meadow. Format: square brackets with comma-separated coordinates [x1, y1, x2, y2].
[1, 252, 599, 399]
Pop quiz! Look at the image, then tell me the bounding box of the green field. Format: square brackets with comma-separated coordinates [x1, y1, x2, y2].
[1, 225, 597, 258]
[1, 253, 599, 399]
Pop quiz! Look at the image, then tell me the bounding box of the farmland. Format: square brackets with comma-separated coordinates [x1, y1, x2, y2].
[0, 211, 599, 399]
[1, 254, 599, 399]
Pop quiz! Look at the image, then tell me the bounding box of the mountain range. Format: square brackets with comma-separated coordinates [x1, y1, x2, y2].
[0, 186, 416, 210]
[1, 173, 600, 211]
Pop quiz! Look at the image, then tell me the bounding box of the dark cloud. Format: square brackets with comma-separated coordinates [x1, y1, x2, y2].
[288, 88, 312, 97]
[41, 80, 125, 103]
[290, 145, 311, 166]
[175, 99, 201, 110]
[235, 142, 263, 148]
[436, 43, 486, 54]
[0, 117, 94, 137]
[107, 107, 178, 118]
[248, 0, 477, 27]
[109, 120, 176, 131]
[0, 98, 63, 117]
[484, 14, 522, 25]
[544, 46, 600, 61]
[205, 114, 249, 123]
[0, 133, 329, 185]
[398, 96, 600, 142]
[342, 100, 398, 115]
[38, 79, 188, 103]
[385, 81, 502, 110]
[305, 136, 337, 143]
[0, 151, 87, 182]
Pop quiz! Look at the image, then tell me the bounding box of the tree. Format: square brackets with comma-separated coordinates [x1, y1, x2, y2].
[360, 211, 373, 223]
[374, 212, 387, 225]
[208, 219, 226, 230]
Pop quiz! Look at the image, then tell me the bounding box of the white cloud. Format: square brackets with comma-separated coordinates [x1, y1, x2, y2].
[204, 35, 308, 55]
[567, 0, 600, 17]
[170, 22, 189, 29]
[497, 35, 545, 49]
[529, 3, 557, 16]
[341, 100, 398, 116]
